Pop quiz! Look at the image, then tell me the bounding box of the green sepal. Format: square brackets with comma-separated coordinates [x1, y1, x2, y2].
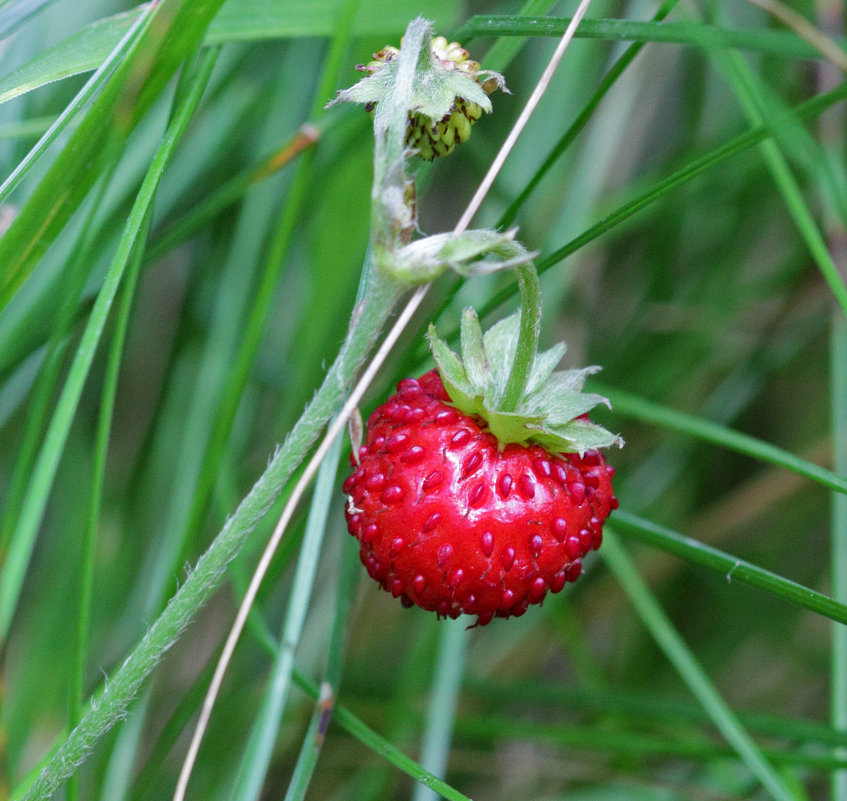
[329, 52, 495, 127]
[428, 303, 622, 454]
[483, 408, 544, 448]
[427, 322, 485, 417]
[527, 342, 567, 393]
[481, 312, 520, 399]
[527, 418, 622, 456]
[460, 308, 491, 396]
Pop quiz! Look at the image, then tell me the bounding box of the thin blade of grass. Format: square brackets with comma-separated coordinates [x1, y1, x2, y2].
[451, 712, 847, 770]
[229, 434, 343, 801]
[283, 534, 360, 801]
[411, 620, 470, 801]
[601, 532, 801, 801]
[456, 15, 836, 60]
[832, 313, 847, 799]
[68, 192, 150, 801]
[2, 44, 220, 771]
[0, 0, 230, 312]
[0, 0, 53, 40]
[0, 0, 458, 106]
[289, 668, 474, 801]
[467, 79, 847, 325]
[177, 7, 363, 563]
[0, 156, 119, 556]
[479, 0, 561, 73]
[497, 0, 681, 229]
[716, 42, 847, 315]
[596, 383, 847, 494]
[610, 510, 847, 627]
[136, 42, 312, 622]
[0, 3, 154, 204]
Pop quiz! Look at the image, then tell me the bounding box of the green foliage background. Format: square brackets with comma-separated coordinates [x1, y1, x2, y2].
[1, 0, 846, 799]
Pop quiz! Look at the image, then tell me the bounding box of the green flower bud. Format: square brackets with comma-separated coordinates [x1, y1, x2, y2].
[328, 27, 506, 161]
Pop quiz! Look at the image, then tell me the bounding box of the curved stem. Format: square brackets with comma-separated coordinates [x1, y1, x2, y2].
[499, 263, 542, 411]
[22, 259, 405, 801]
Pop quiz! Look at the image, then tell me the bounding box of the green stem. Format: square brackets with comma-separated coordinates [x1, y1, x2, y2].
[832, 313, 847, 801]
[500, 263, 541, 411]
[21, 261, 403, 801]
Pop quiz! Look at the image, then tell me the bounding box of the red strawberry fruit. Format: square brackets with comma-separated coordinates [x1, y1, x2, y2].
[343, 306, 621, 626]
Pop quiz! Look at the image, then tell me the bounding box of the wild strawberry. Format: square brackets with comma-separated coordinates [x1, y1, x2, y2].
[344, 307, 621, 625]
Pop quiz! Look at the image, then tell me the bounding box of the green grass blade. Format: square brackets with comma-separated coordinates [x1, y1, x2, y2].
[457, 80, 847, 336]
[0, 116, 52, 140]
[602, 532, 801, 801]
[497, 0, 681, 229]
[411, 620, 469, 801]
[283, 534, 361, 801]
[0, 160, 117, 556]
[0, 4, 153, 204]
[0, 0, 230, 312]
[456, 15, 836, 60]
[832, 313, 847, 799]
[450, 712, 847, 770]
[0, 44, 219, 646]
[0, 8, 141, 104]
[0, 0, 459, 106]
[0, 0, 54, 40]
[290, 668, 474, 801]
[716, 46, 847, 316]
[597, 384, 847, 494]
[136, 52, 306, 620]
[230, 434, 342, 801]
[19, 240, 404, 801]
[478, 0, 560, 72]
[610, 510, 847, 627]
[68, 194, 149, 801]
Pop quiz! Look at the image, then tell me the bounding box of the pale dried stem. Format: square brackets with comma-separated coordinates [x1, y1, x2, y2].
[173, 6, 594, 797]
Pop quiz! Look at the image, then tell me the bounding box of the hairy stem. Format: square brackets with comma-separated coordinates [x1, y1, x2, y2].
[500, 263, 542, 411]
[23, 253, 403, 801]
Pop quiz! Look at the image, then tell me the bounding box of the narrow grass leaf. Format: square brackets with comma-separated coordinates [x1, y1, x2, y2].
[0, 0, 54, 40]
[20, 245, 404, 801]
[456, 15, 834, 60]
[0, 3, 154, 204]
[291, 669, 474, 801]
[68, 195, 150, 801]
[597, 384, 847, 494]
[230, 434, 343, 801]
[0, 7, 140, 105]
[451, 713, 847, 770]
[0, 160, 118, 556]
[716, 47, 847, 316]
[610, 510, 847, 627]
[412, 621, 469, 801]
[497, 0, 681, 229]
[602, 532, 801, 801]
[0, 0, 458, 105]
[832, 314, 847, 799]
[0, 0, 230, 311]
[283, 533, 360, 801]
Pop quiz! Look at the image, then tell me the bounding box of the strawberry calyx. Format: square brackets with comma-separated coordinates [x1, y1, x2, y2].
[327, 21, 506, 160]
[427, 264, 622, 455]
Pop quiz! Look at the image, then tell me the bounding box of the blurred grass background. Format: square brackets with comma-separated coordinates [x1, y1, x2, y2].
[1, 0, 847, 799]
